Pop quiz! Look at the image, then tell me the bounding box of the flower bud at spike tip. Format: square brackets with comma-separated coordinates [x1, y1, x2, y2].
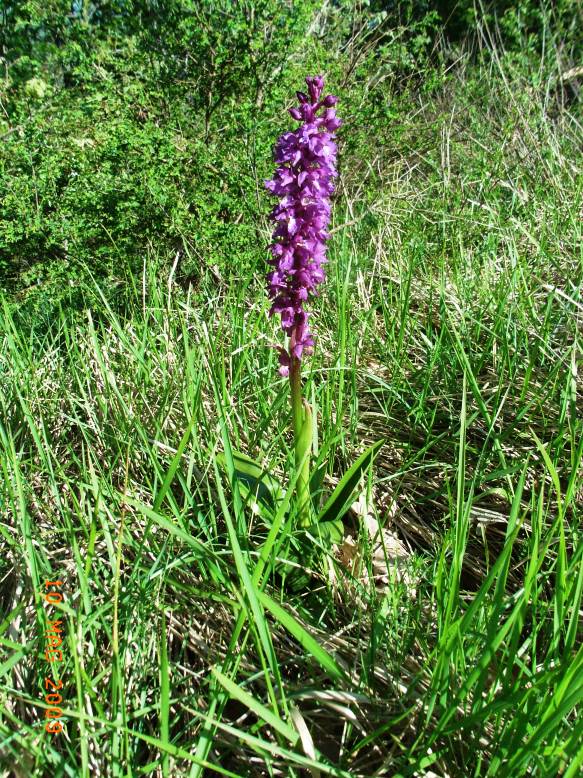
[265, 75, 341, 372]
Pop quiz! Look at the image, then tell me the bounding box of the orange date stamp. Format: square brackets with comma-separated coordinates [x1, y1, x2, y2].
[41, 580, 66, 734]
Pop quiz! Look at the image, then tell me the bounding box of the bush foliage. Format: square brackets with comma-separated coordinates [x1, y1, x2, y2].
[2, 0, 580, 317]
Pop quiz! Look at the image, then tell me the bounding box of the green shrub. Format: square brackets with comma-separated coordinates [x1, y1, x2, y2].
[1, 0, 580, 319]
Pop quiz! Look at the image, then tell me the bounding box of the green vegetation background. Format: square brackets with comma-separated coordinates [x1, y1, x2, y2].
[1, 0, 578, 319]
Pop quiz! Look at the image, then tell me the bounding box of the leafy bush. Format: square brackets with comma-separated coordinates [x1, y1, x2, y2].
[0, 0, 580, 319]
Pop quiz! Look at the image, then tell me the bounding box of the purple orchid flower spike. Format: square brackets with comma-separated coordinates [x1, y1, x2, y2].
[265, 74, 341, 376]
[265, 75, 341, 526]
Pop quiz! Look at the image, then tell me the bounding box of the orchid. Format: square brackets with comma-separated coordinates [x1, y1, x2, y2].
[265, 75, 341, 525]
[265, 75, 341, 376]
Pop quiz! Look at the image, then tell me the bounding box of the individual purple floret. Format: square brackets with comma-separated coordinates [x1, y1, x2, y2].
[265, 75, 341, 376]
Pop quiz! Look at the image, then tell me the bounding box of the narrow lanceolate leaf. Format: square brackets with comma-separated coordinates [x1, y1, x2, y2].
[317, 439, 384, 525]
[210, 461, 278, 683]
[153, 413, 196, 513]
[159, 611, 170, 778]
[304, 519, 344, 547]
[216, 449, 284, 510]
[211, 668, 299, 745]
[297, 399, 313, 527]
[258, 591, 348, 684]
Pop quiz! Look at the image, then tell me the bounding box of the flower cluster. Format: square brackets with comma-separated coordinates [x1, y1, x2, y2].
[265, 75, 341, 376]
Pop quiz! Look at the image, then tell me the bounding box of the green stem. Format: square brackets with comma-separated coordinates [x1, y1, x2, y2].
[289, 356, 312, 527]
